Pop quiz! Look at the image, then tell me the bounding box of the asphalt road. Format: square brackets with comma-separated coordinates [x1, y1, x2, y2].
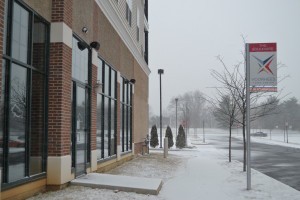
[208, 135, 300, 191]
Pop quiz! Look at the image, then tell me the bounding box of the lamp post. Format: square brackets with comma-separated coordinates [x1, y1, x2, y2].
[158, 69, 164, 148]
[185, 105, 189, 147]
[175, 98, 178, 138]
[286, 122, 289, 143]
[203, 120, 205, 143]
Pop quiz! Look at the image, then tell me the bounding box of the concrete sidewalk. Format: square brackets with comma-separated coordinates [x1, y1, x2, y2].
[71, 173, 163, 195]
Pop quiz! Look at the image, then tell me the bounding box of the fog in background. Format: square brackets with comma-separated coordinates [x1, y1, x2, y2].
[148, 0, 300, 116]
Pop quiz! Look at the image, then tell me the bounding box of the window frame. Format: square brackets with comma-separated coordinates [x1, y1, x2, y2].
[120, 77, 133, 153]
[1, 0, 49, 189]
[96, 58, 117, 161]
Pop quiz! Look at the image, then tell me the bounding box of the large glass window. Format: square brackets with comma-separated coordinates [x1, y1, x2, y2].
[72, 38, 89, 83]
[1, 0, 48, 185]
[0, 60, 6, 170]
[8, 64, 27, 182]
[96, 59, 117, 160]
[121, 78, 133, 152]
[96, 59, 103, 160]
[12, 2, 29, 64]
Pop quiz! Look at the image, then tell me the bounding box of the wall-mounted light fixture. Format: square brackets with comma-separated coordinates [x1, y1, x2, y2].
[77, 41, 87, 51]
[94, 81, 103, 94]
[124, 79, 136, 84]
[82, 27, 88, 33]
[90, 41, 100, 50]
[129, 79, 136, 84]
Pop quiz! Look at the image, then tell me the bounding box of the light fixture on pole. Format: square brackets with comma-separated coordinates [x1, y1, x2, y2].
[175, 98, 178, 138]
[158, 69, 164, 148]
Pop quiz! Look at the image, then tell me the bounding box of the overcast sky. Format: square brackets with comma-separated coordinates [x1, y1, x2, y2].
[148, 0, 300, 115]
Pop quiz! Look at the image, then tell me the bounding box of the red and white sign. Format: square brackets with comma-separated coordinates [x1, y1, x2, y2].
[248, 43, 277, 92]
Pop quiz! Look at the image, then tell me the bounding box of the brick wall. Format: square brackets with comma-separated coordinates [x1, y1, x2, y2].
[48, 0, 73, 157]
[91, 64, 97, 151]
[48, 43, 72, 156]
[52, 0, 72, 28]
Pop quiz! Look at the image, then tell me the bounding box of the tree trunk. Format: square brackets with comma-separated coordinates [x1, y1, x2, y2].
[243, 122, 246, 172]
[229, 126, 232, 162]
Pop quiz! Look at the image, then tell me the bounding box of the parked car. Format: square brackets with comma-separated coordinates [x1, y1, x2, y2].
[251, 132, 268, 137]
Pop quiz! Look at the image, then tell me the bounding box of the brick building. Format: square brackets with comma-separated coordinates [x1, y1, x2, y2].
[0, 0, 150, 199]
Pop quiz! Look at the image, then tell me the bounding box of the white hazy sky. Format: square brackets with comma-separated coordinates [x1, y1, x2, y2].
[148, 0, 300, 115]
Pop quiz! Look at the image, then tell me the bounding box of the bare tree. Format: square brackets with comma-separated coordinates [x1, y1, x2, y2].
[211, 55, 284, 171]
[167, 90, 206, 132]
[213, 93, 238, 162]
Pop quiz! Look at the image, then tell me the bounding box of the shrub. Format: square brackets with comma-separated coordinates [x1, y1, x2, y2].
[150, 125, 159, 148]
[176, 125, 186, 148]
[165, 126, 174, 148]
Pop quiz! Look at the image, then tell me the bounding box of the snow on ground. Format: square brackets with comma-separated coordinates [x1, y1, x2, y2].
[107, 153, 187, 182]
[28, 133, 300, 200]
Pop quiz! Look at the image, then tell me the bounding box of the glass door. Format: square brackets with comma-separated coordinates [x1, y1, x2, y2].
[74, 85, 87, 177]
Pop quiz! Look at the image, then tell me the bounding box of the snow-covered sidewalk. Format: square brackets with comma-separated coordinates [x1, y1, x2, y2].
[28, 143, 300, 200]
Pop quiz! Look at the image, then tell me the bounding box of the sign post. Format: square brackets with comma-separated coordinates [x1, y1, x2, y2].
[245, 44, 251, 190]
[246, 43, 277, 190]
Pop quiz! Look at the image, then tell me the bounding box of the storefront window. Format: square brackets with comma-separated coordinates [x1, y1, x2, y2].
[121, 78, 132, 152]
[1, 0, 48, 185]
[97, 59, 117, 160]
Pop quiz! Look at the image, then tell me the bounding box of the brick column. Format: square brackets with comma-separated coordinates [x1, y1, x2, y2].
[90, 49, 98, 172]
[47, 0, 73, 186]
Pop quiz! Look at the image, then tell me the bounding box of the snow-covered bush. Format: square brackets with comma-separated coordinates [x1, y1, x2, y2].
[165, 126, 174, 148]
[176, 125, 186, 148]
[150, 125, 159, 148]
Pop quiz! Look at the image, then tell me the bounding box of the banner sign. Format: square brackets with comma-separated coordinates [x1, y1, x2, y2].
[248, 43, 277, 92]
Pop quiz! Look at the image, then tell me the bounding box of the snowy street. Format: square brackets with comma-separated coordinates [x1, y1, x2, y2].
[28, 130, 300, 200]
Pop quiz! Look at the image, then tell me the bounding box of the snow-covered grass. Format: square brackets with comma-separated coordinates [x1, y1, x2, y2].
[107, 153, 186, 182]
[28, 132, 300, 200]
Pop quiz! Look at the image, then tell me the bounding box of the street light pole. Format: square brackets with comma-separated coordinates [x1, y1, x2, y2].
[286, 122, 289, 143]
[175, 98, 178, 138]
[203, 120, 205, 143]
[158, 69, 164, 148]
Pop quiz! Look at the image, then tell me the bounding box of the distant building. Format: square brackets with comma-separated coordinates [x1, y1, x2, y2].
[0, 0, 149, 199]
